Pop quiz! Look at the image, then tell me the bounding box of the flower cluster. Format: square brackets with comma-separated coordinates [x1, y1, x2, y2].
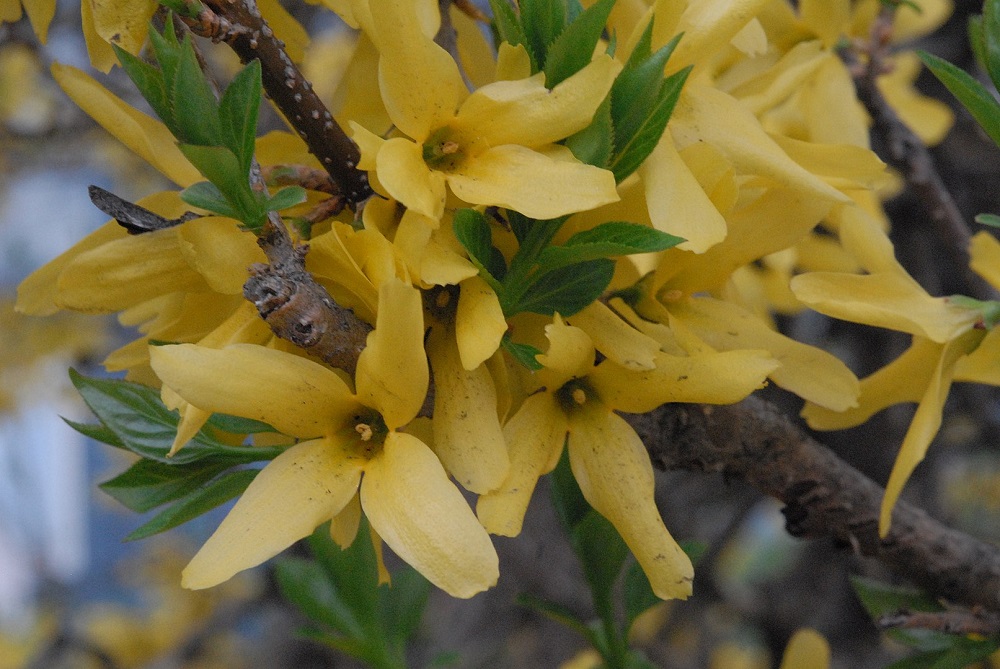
[16, 0, 1000, 605]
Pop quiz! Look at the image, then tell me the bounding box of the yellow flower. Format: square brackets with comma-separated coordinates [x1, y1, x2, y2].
[792, 211, 998, 535]
[349, 0, 620, 221]
[478, 317, 778, 600]
[0, 0, 55, 42]
[779, 628, 831, 669]
[150, 279, 499, 598]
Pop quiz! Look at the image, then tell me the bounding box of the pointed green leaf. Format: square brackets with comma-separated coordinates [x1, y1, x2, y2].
[114, 45, 172, 130]
[170, 35, 222, 146]
[180, 181, 241, 219]
[610, 65, 691, 182]
[308, 521, 381, 630]
[125, 468, 259, 541]
[520, 0, 565, 70]
[218, 59, 262, 173]
[488, 0, 534, 70]
[919, 50, 1000, 148]
[178, 144, 264, 226]
[453, 208, 504, 291]
[624, 560, 659, 632]
[266, 186, 308, 213]
[572, 511, 629, 621]
[515, 592, 594, 640]
[565, 92, 614, 169]
[99, 458, 231, 513]
[970, 15, 987, 74]
[148, 19, 182, 106]
[501, 335, 543, 370]
[611, 33, 682, 150]
[69, 370, 284, 465]
[551, 448, 588, 531]
[63, 417, 125, 449]
[514, 258, 615, 316]
[543, 0, 616, 87]
[983, 0, 1000, 93]
[378, 568, 431, 646]
[537, 221, 684, 270]
[275, 556, 365, 637]
[976, 213, 1000, 228]
[205, 413, 276, 434]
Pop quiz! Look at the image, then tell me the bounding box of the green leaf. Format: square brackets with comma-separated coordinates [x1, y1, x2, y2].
[507, 209, 535, 245]
[572, 511, 629, 621]
[266, 186, 308, 212]
[205, 413, 276, 435]
[169, 34, 222, 146]
[551, 448, 588, 532]
[488, 0, 533, 69]
[514, 258, 615, 316]
[610, 65, 691, 182]
[983, 0, 1000, 93]
[611, 32, 682, 151]
[178, 144, 264, 226]
[308, 523, 381, 630]
[125, 468, 258, 541]
[885, 637, 1000, 669]
[114, 45, 171, 130]
[565, 92, 614, 169]
[275, 556, 365, 638]
[453, 209, 504, 291]
[850, 576, 953, 651]
[543, 0, 615, 87]
[970, 15, 987, 74]
[378, 567, 431, 646]
[537, 221, 684, 270]
[148, 19, 183, 112]
[69, 370, 284, 465]
[520, 0, 565, 70]
[63, 417, 126, 449]
[501, 335, 543, 370]
[218, 59, 261, 173]
[976, 213, 1000, 228]
[180, 181, 241, 219]
[99, 458, 232, 513]
[624, 560, 660, 632]
[919, 50, 1000, 148]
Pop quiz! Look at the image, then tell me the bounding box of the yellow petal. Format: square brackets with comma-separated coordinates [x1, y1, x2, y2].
[177, 217, 265, 294]
[88, 0, 155, 56]
[641, 138, 727, 253]
[348, 120, 385, 171]
[955, 327, 1000, 386]
[590, 349, 779, 413]
[537, 316, 596, 391]
[566, 301, 660, 371]
[427, 323, 509, 494]
[477, 392, 568, 536]
[671, 297, 859, 411]
[371, 0, 466, 139]
[802, 337, 943, 431]
[455, 54, 620, 148]
[495, 42, 532, 82]
[51, 63, 201, 186]
[150, 343, 359, 438]
[667, 0, 770, 71]
[182, 438, 364, 589]
[81, 0, 118, 72]
[878, 53, 954, 147]
[779, 629, 831, 669]
[568, 408, 693, 600]
[770, 133, 887, 191]
[329, 494, 362, 549]
[880, 330, 982, 536]
[16, 221, 125, 316]
[798, 0, 850, 46]
[791, 272, 978, 343]
[361, 431, 499, 598]
[356, 279, 428, 429]
[18, 0, 56, 41]
[377, 137, 447, 220]
[456, 276, 507, 370]
[55, 229, 208, 313]
[970, 231, 1000, 291]
[446, 144, 619, 219]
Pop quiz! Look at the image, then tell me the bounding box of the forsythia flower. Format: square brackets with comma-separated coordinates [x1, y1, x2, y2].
[150, 279, 500, 598]
[349, 0, 621, 221]
[792, 210, 1000, 535]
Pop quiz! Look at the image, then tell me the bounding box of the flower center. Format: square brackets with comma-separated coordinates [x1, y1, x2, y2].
[351, 409, 389, 454]
[555, 378, 598, 414]
[422, 126, 467, 170]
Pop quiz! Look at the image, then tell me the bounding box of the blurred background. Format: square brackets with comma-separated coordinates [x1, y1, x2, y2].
[3, 0, 1000, 667]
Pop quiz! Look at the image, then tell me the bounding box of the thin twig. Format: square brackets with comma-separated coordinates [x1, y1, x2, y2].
[879, 607, 1000, 636]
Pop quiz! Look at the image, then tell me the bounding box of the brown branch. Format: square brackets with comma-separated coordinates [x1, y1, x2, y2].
[187, 0, 373, 207]
[627, 397, 1000, 613]
[845, 12, 999, 302]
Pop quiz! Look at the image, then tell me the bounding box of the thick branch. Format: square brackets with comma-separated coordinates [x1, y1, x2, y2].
[627, 397, 1000, 612]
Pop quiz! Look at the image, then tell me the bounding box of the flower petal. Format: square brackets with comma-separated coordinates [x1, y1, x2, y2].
[970, 231, 1000, 291]
[880, 330, 983, 536]
[537, 316, 596, 391]
[456, 276, 506, 370]
[177, 217, 266, 294]
[455, 54, 620, 148]
[590, 349, 778, 413]
[150, 343, 359, 438]
[477, 392, 567, 536]
[955, 327, 1000, 386]
[566, 301, 660, 371]
[370, 0, 466, 139]
[446, 144, 619, 219]
[182, 438, 363, 589]
[356, 279, 429, 429]
[377, 137, 447, 220]
[568, 408, 693, 600]
[779, 629, 831, 669]
[427, 323, 509, 494]
[671, 297, 859, 411]
[361, 432, 499, 598]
